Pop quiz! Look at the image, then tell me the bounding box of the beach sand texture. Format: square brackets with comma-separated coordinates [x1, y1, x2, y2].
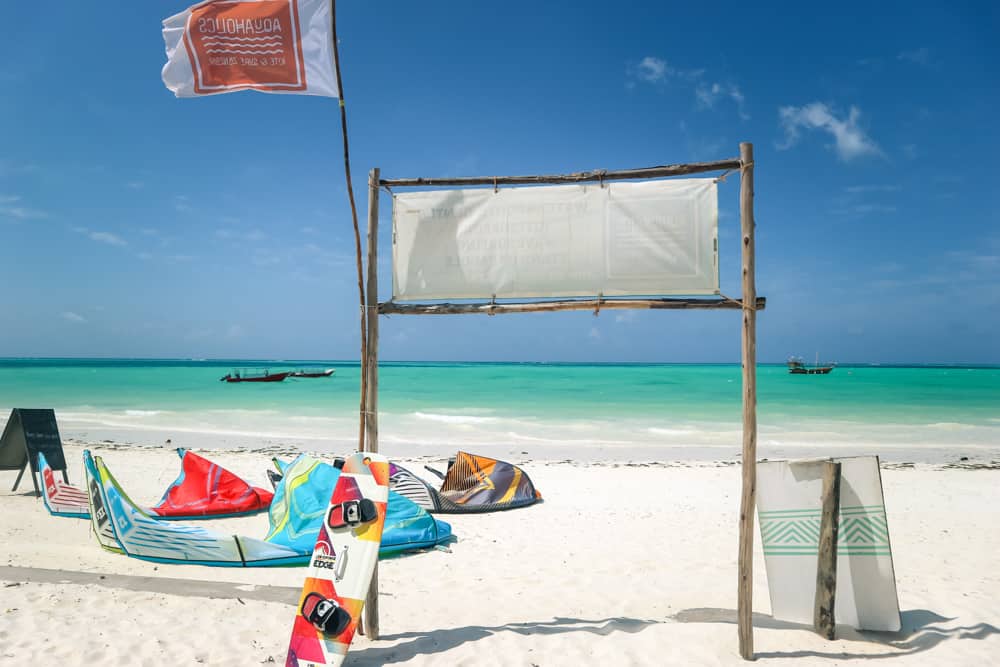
[2, 444, 999, 665]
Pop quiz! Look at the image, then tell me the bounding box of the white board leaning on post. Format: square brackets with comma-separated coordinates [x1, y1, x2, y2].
[757, 456, 902, 632]
[391, 179, 719, 300]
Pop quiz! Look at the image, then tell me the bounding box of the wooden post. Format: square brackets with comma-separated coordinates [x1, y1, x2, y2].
[737, 142, 757, 660]
[814, 460, 842, 640]
[362, 167, 381, 639]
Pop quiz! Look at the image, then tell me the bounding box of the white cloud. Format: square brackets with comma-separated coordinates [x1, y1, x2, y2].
[615, 310, 637, 324]
[630, 56, 747, 119]
[833, 203, 898, 216]
[845, 185, 901, 194]
[1, 206, 47, 220]
[89, 231, 127, 246]
[778, 103, 881, 161]
[637, 56, 669, 83]
[0, 195, 47, 221]
[216, 228, 266, 242]
[174, 195, 192, 213]
[61, 311, 86, 323]
[696, 82, 749, 119]
[851, 204, 897, 214]
[588, 326, 602, 341]
[226, 324, 245, 339]
[126, 181, 144, 189]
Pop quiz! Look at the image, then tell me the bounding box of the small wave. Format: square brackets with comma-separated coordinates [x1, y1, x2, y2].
[124, 410, 162, 417]
[647, 427, 698, 436]
[412, 411, 498, 425]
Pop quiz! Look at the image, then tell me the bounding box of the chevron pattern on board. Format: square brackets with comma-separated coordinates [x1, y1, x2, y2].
[759, 505, 891, 555]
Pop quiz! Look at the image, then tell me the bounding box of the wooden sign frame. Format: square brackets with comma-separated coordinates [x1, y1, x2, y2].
[358, 144, 763, 659]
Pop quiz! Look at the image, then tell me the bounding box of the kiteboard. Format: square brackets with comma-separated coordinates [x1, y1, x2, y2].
[285, 452, 389, 667]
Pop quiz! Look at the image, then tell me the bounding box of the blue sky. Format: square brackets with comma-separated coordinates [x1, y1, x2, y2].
[1, 1, 997, 363]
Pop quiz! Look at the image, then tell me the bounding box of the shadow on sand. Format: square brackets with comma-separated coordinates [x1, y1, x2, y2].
[673, 607, 1000, 660]
[351, 616, 659, 665]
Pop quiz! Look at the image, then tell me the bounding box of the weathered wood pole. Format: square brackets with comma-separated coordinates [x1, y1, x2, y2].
[814, 460, 842, 639]
[363, 169, 380, 456]
[377, 157, 742, 188]
[737, 141, 758, 660]
[362, 167, 381, 638]
[380, 296, 766, 316]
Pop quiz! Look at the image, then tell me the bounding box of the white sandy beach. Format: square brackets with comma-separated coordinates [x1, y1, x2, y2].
[2, 442, 999, 665]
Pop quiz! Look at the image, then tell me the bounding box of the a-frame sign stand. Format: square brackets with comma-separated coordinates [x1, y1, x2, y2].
[0, 409, 70, 494]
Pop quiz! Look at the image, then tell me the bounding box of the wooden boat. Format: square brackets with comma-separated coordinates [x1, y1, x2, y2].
[288, 368, 336, 378]
[787, 356, 834, 375]
[219, 369, 290, 383]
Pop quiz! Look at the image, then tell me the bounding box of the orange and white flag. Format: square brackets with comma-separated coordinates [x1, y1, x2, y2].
[162, 0, 338, 98]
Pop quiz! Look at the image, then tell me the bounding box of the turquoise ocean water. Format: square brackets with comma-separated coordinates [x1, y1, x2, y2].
[1, 359, 997, 459]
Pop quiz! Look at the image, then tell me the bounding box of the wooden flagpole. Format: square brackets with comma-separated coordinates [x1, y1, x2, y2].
[737, 141, 758, 660]
[330, 0, 368, 454]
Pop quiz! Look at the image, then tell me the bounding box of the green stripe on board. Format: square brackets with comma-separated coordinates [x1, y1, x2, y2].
[764, 546, 892, 556]
[760, 516, 890, 549]
[764, 549, 892, 558]
[760, 506, 884, 517]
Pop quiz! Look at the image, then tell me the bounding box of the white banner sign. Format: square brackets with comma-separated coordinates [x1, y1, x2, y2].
[162, 0, 337, 98]
[392, 179, 718, 301]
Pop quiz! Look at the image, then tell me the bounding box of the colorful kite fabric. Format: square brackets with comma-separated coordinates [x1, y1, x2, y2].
[82, 451, 451, 568]
[268, 455, 452, 556]
[84, 450, 303, 567]
[390, 452, 541, 513]
[42, 448, 273, 521]
[388, 462, 441, 512]
[39, 451, 89, 518]
[152, 448, 273, 519]
[84, 451, 124, 555]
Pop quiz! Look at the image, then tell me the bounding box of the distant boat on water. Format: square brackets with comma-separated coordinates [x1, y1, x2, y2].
[787, 355, 835, 375]
[220, 369, 290, 383]
[289, 368, 336, 378]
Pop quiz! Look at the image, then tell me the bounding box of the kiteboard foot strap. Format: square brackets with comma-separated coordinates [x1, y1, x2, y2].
[327, 498, 377, 529]
[301, 592, 351, 636]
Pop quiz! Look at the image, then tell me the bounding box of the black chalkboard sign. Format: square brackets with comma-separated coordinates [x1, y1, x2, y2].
[0, 408, 68, 494]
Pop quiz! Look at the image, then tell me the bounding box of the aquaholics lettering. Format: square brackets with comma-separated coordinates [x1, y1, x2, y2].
[197, 16, 284, 35]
